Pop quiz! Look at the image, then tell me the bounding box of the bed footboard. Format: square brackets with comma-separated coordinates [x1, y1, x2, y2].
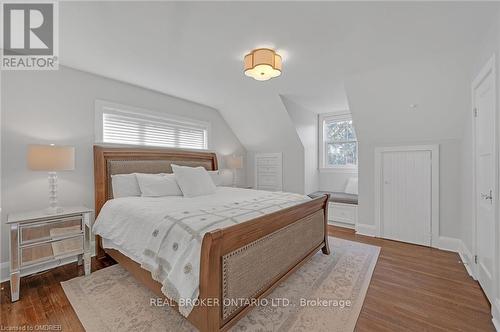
[198, 195, 330, 332]
[222, 209, 325, 321]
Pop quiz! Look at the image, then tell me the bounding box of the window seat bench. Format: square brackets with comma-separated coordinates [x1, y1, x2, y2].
[308, 191, 358, 205]
[308, 191, 358, 228]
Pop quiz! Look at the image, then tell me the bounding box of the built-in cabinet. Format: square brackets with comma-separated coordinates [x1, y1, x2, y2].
[328, 202, 357, 228]
[254, 152, 283, 191]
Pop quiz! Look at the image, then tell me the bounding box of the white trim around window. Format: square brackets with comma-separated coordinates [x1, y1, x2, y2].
[318, 112, 358, 172]
[94, 100, 211, 150]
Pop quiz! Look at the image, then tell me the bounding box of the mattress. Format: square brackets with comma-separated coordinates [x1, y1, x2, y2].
[94, 187, 306, 262]
[93, 186, 311, 317]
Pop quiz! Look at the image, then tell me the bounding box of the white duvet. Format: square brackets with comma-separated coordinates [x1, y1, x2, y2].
[93, 187, 310, 316]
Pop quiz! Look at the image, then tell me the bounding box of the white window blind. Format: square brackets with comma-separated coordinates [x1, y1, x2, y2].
[97, 102, 209, 150]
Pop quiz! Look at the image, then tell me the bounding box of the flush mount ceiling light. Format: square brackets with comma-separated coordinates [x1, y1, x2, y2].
[244, 48, 282, 81]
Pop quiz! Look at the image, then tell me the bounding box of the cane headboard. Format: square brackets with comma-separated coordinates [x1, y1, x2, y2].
[93, 145, 218, 216]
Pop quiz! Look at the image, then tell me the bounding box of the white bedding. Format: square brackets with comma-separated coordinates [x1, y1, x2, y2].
[93, 187, 311, 316]
[94, 187, 289, 261]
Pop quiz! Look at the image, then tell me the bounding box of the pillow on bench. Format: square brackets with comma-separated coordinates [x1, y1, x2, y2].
[345, 177, 358, 195]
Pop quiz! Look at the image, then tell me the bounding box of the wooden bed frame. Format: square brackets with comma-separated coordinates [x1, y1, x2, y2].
[93, 145, 330, 332]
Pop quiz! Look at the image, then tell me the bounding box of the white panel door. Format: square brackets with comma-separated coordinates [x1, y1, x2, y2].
[473, 63, 496, 303]
[381, 150, 432, 246]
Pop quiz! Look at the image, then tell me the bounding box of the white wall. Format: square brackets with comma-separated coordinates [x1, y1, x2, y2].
[242, 97, 305, 195]
[280, 96, 318, 195]
[345, 52, 471, 240]
[319, 171, 357, 193]
[460, 10, 500, 326]
[0, 65, 246, 265]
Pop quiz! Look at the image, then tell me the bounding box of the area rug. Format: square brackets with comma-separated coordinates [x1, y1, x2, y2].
[61, 237, 379, 332]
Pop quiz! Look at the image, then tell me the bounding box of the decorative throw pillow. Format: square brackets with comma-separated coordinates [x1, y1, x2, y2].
[171, 164, 217, 197]
[111, 173, 141, 198]
[136, 173, 183, 197]
[345, 177, 358, 195]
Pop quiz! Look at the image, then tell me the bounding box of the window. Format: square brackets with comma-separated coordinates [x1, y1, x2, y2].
[319, 113, 358, 169]
[95, 100, 209, 150]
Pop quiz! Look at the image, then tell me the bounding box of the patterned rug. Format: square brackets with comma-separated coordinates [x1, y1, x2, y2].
[62, 237, 379, 332]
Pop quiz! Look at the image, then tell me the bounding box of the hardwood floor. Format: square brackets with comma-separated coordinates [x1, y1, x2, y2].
[0, 257, 114, 331]
[0, 226, 495, 331]
[331, 226, 495, 332]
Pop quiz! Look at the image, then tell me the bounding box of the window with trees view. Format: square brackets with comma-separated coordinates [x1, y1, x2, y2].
[320, 114, 358, 169]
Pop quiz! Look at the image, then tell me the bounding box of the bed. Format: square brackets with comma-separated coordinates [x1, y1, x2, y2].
[93, 145, 330, 332]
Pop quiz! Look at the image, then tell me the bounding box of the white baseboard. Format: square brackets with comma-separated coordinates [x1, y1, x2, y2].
[431, 237, 478, 280]
[355, 224, 377, 237]
[456, 242, 499, 332]
[458, 241, 476, 279]
[435, 236, 461, 252]
[328, 221, 355, 230]
[442, 239, 477, 280]
[493, 299, 500, 332]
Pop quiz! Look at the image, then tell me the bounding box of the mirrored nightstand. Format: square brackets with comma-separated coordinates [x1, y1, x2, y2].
[7, 206, 93, 302]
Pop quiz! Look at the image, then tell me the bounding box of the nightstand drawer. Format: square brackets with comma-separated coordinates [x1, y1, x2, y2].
[20, 216, 82, 245]
[20, 235, 84, 267]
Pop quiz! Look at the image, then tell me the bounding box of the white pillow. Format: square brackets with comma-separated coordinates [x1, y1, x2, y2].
[345, 177, 358, 195]
[171, 164, 216, 197]
[111, 174, 141, 198]
[208, 170, 223, 186]
[136, 173, 183, 197]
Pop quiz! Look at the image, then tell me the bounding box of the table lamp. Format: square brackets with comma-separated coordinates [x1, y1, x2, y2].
[225, 155, 243, 187]
[27, 144, 75, 213]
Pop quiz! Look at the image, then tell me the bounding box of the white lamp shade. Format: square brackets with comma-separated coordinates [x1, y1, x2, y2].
[27, 145, 75, 171]
[225, 155, 243, 169]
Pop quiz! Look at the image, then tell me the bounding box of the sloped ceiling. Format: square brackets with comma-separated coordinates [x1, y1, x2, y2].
[59, 1, 499, 152]
[345, 52, 473, 143]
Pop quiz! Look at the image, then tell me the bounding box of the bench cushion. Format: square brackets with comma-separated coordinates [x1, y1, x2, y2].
[308, 191, 358, 205]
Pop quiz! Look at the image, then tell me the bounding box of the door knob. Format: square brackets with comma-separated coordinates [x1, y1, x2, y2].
[481, 190, 493, 201]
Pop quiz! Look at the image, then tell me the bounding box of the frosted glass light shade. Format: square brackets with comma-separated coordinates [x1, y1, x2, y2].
[27, 145, 75, 171]
[225, 155, 243, 169]
[244, 48, 282, 81]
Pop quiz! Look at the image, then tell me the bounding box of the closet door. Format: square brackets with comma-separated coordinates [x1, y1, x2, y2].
[472, 57, 496, 303]
[381, 150, 432, 246]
